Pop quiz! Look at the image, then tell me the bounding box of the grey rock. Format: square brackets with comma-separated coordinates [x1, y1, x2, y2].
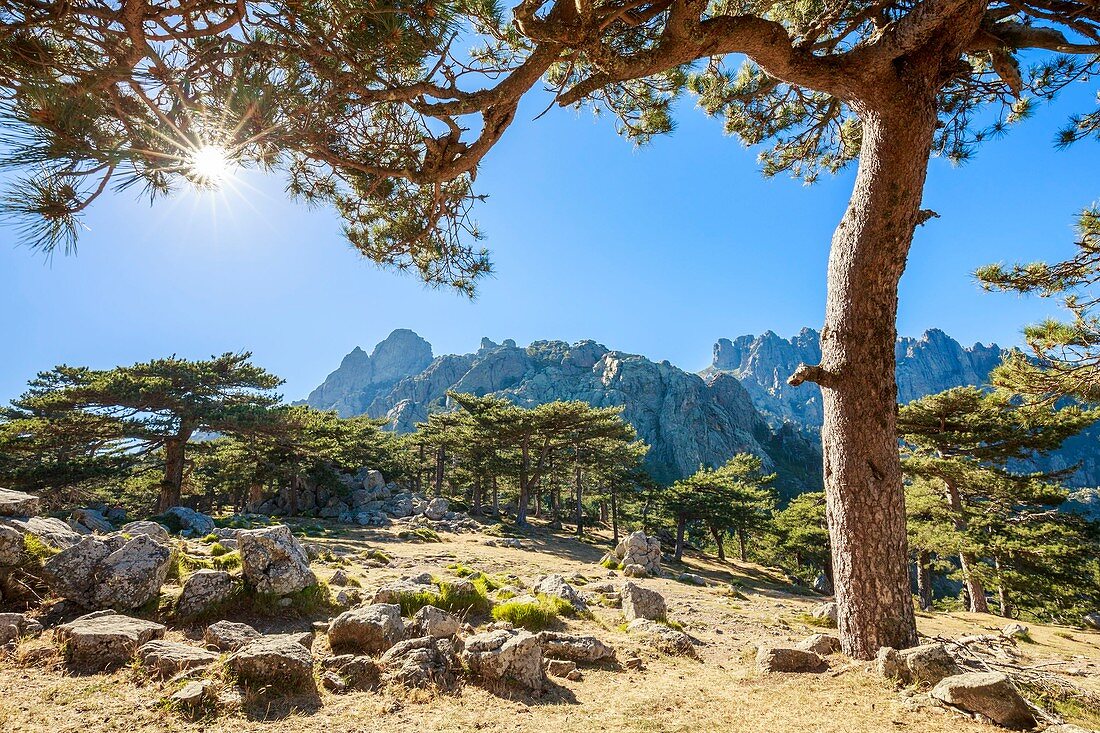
[410, 605, 460, 639]
[532, 574, 588, 613]
[379, 636, 459, 688]
[329, 603, 404, 654]
[756, 646, 826, 673]
[55, 611, 166, 670]
[163, 507, 216, 536]
[139, 639, 219, 676]
[462, 628, 544, 690]
[621, 581, 666, 621]
[878, 644, 960, 687]
[204, 620, 261, 652]
[545, 658, 577, 678]
[1002, 622, 1029, 639]
[70, 507, 113, 533]
[177, 569, 236, 617]
[797, 633, 841, 656]
[534, 631, 615, 663]
[615, 531, 661, 576]
[42, 534, 170, 610]
[1, 516, 82, 554]
[0, 612, 41, 644]
[625, 618, 695, 657]
[424, 497, 449, 521]
[237, 524, 317, 595]
[811, 602, 838, 625]
[0, 488, 39, 517]
[1084, 612, 1100, 630]
[120, 521, 172, 543]
[228, 634, 315, 689]
[321, 653, 380, 690]
[167, 679, 213, 711]
[931, 672, 1036, 730]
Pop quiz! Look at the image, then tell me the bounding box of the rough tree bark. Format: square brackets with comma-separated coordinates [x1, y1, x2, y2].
[944, 478, 990, 613]
[916, 550, 934, 611]
[156, 425, 194, 513]
[792, 96, 938, 657]
[674, 515, 687, 562]
[709, 525, 726, 561]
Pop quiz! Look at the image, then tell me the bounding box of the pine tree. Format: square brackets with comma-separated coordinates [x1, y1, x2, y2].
[898, 386, 1097, 615]
[979, 208, 1100, 402]
[4, 353, 282, 512]
[5, 0, 1099, 657]
[769, 491, 832, 589]
[663, 455, 776, 562]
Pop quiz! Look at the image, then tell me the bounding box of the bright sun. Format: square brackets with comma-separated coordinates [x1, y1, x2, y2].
[188, 144, 232, 186]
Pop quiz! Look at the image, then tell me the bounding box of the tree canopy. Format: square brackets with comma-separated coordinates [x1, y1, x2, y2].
[0, 1, 1096, 280]
[1, 352, 282, 512]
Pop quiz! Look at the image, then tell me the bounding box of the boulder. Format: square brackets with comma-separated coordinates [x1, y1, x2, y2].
[532, 574, 588, 614]
[320, 654, 380, 690]
[625, 618, 696, 657]
[167, 679, 214, 712]
[876, 643, 960, 686]
[364, 470, 386, 490]
[204, 620, 261, 652]
[811, 602, 838, 625]
[329, 603, 404, 654]
[55, 611, 165, 670]
[535, 631, 615, 663]
[0, 523, 23, 566]
[0, 612, 42, 644]
[931, 672, 1036, 730]
[0, 488, 39, 517]
[1083, 612, 1100, 630]
[756, 646, 826, 673]
[163, 507, 215, 536]
[70, 507, 114, 534]
[1002, 622, 1029, 639]
[797, 633, 841, 656]
[372, 579, 437, 605]
[228, 634, 315, 690]
[424, 498, 449, 521]
[120, 521, 172, 544]
[0, 516, 82, 557]
[462, 628, 545, 690]
[237, 524, 317, 596]
[678, 572, 707, 586]
[622, 563, 648, 578]
[42, 534, 171, 610]
[621, 581, 667, 621]
[176, 569, 237, 617]
[614, 531, 661, 576]
[546, 658, 577, 678]
[139, 640, 219, 676]
[411, 605, 460, 639]
[379, 636, 459, 688]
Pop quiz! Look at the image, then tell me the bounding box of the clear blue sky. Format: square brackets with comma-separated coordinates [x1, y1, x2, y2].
[2, 83, 1097, 405]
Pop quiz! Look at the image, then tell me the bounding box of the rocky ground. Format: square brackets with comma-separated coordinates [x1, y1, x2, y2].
[1, 491, 1099, 732]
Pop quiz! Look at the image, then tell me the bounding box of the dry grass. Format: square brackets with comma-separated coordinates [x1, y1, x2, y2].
[3, 518, 1099, 732]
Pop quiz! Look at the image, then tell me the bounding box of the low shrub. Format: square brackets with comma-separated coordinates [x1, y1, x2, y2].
[491, 595, 561, 631]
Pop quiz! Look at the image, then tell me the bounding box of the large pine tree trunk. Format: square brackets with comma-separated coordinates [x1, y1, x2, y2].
[810, 101, 937, 658]
[674, 515, 686, 562]
[709, 525, 725, 561]
[156, 434, 189, 513]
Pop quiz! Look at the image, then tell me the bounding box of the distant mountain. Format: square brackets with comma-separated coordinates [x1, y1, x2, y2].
[305, 327, 1100, 493]
[703, 328, 1006, 430]
[305, 331, 823, 498]
[704, 328, 1100, 487]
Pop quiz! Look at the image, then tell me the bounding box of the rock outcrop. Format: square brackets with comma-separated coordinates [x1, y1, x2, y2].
[55, 611, 166, 670]
[42, 534, 172, 610]
[237, 524, 317, 596]
[930, 672, 1036, 729]
[461, 628, 545, 690]
[303, 332, 823, 492]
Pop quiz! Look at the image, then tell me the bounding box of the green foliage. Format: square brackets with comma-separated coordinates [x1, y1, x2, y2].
[22, 533, 59, 563]
[248, 582, 336, 617]
[397, 527, 442, 543]
[980, 208, 1100, 403]
[899, 386, 1100, 622]
[0, 353, 282, 510]
[796, 612, 838, 629]
[491, 596, 561, 631]
[436, 579, 492, 615]
[390, 588, 446, 617]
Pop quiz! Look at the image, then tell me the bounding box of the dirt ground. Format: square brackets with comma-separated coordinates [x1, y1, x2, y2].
[2, 520, 1098, 733]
